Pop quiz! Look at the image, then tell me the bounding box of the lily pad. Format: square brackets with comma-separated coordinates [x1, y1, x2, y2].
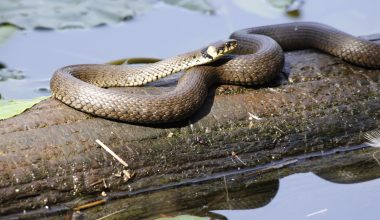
[0, 68, 25, 81]
[267, 0, 304, 16]
[163, 0, 214, 14]
[234, 0, 303, 17]
[0, 0, 215, 30]
[0, 96, 49, 120]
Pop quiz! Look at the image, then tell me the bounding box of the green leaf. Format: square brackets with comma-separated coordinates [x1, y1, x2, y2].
[155, 215, 209, 220]
[0, 96, 49, 120]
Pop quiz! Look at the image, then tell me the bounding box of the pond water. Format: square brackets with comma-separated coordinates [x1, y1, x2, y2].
[1, 0, 380, 99]
[215, 172, 380, 220]
[0, 0, 380, 219]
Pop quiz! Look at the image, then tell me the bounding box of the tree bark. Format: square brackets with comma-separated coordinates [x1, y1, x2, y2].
[0, 35, 379, 216]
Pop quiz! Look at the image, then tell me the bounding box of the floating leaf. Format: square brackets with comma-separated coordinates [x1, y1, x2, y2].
[267, 0, 304, 16]
[0, 0, 215, 30]
[0, 96, 49, 120]
[234, 0, 303, 17]
[163, 0, 214, 14]
[0, 68, 25, 82]
[233, 0, 281, 18]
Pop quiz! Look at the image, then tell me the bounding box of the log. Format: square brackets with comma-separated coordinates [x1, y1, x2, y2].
[0, 34, 379, 217]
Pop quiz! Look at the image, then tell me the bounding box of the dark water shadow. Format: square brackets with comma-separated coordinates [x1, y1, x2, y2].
[314, 155, 380, 184]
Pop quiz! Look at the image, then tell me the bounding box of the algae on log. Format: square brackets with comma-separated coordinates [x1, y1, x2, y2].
[0, 35, 379, 215]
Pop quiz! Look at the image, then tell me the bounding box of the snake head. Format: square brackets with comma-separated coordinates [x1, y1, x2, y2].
[202, 39, 237, 60]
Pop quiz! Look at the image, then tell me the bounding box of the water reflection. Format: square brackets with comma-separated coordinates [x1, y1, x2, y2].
[315, 156, 380, 184]
[5, 147, 378, 219]
[215, 149, 380, 220]
[82, 148, 380, 219]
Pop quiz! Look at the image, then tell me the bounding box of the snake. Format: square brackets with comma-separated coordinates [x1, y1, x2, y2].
[50, 22, 380, 124]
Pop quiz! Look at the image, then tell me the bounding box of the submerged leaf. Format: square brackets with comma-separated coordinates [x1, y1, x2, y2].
[0, 0, 214, 30]
[0, 96, 49, 120]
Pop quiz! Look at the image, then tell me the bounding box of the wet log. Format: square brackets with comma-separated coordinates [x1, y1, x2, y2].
[0, 34, 379, 217]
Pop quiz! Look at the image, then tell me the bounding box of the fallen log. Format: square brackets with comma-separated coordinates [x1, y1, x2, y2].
[0, 34, 379, 217]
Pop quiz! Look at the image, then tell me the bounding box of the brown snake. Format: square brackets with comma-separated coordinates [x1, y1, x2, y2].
[51, 22, 380, 124]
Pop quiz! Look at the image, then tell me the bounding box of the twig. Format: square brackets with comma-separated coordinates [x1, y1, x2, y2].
[372, 151, 380, 166]
[96, 140, 129, 168]
[306, 208, 328, 217]
[73, 199, 106, 211]
[231, 151, 247, 166]
[95, 208, 128, 220]
[248, 112, 263, 121]
[223, 176, 231, 209]
[89, 179, 103, 187]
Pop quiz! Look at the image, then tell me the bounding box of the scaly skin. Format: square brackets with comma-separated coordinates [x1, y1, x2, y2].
[50, 22, 380, 124]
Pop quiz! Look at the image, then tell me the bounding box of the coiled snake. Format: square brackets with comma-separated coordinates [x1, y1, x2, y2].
[50, 22, 380, 124]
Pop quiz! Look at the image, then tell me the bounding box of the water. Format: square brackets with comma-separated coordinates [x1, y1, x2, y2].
[215, 172, 380, 220]
[0, 0, 380, 219]
[1, 0, 380, 99]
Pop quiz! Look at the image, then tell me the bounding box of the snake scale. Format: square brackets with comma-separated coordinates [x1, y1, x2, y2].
[50, 22, 380, 124]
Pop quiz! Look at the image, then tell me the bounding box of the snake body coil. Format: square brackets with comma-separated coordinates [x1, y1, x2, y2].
[51, 22, 380, 123]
